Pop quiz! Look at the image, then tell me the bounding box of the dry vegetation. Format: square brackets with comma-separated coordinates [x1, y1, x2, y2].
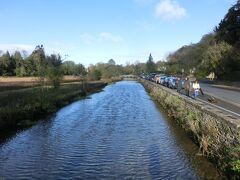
[0, 76, 81, 92]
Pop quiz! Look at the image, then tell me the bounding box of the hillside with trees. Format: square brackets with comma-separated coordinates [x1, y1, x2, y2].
[165, 0, 240, 81]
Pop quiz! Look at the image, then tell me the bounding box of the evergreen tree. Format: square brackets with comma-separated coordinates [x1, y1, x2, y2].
[108, 59, 116, 65]
[32, 45, 46, 77]
[12, 51, 26, 76]
[146, 53, 156, 73]
[0, 51, 16, 76]
[25, 45, 46, 78]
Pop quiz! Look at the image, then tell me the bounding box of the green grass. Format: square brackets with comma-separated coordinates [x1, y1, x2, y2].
[0, 82, 107, 130]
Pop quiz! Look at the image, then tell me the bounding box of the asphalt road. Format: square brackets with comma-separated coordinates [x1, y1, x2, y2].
[200, 83, 240, 108]
[198, 83, 240, 116]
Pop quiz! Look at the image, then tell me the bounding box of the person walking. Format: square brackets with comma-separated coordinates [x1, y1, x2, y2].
[192, 80, 200, 98]
[177, 78, 183, 93]
[183, 78, 190, 96]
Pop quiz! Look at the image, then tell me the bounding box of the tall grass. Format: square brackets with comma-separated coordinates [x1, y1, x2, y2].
[0, 81, 107, 129]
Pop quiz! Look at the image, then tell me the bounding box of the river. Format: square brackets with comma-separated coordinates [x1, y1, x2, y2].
[0, 81, 221, 179]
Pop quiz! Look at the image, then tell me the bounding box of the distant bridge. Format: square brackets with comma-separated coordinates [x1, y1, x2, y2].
[120, 75, 137, 79]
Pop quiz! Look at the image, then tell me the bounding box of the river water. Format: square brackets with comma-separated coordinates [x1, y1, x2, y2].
[0, 81, 221, 179]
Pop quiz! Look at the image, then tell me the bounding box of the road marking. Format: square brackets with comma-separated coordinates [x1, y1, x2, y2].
[196, 98, 240, 118]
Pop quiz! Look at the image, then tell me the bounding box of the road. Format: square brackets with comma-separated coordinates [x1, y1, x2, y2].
[200, 83, 240, 107]
[199, 83, 240, 115]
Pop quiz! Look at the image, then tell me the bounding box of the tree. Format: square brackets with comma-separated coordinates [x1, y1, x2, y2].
[33, 45, 46, 77]
[165, 33, 217, 76]
[0, 51, 16, 76]
[215, 1, 240, 47]
[24, 45, 46, 78]
[62, 61, 76, 75]
[12, 51, 26, 77]
[146, 53, 156, 73]
[24, 56, 37, 76]
[46, 54, 63, 89]
[62, 61, 87, 76]
[108, 59, 116, 65]
[75, 63, 87, 76]
[130, 61, 145, 75]
[201, 42, 232, 79]
[88, 65, 102, 80]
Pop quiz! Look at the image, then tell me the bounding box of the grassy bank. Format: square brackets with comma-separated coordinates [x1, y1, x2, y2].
[139, 78, 240, 179]
[0, 81, 108, 130]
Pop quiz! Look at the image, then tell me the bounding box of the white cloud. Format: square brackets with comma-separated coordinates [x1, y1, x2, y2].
[0, 44, 35, 54]
[155, 0, 186, 21]
[45, 42, 77, 57]
[80, 33, 95, 45]
[99, 32, 123, 43]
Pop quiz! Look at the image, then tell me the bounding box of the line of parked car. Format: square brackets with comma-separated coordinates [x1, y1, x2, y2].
[142, 73, 178, 89]
[140, 73, 203, 99]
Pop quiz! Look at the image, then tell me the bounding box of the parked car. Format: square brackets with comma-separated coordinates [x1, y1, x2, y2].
[159, 76, 166, 85]
[147, 73, 157, 81]
[168, 77, 177, 89]
[140, 74, 146, 79]
[154, 74, 164, 84]
[163, 76, 171, 87]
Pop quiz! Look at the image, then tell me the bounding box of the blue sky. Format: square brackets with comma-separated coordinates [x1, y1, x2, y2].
[0, 0, 237, 66]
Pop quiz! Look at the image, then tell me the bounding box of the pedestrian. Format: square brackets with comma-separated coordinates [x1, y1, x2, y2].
[183, 78, 190, 96]
[177, 78, 182, 93]
[192, 80, 200, 98]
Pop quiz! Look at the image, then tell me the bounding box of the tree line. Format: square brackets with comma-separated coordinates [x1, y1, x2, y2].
[164, 0, 240, 81]
[0, 44, 157, 81]
[0, 45, 86, 77]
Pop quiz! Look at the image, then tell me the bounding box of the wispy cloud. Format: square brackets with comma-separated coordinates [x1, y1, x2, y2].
[155, 0, 186, 21]
[80, 32, 123, 44]
[80, 33, 95, 45]
[46, 41, 77, 56]
[99, 32, 123, 43]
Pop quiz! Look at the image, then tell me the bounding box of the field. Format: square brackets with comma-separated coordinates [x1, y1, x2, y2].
[0, 76, 81, 92]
